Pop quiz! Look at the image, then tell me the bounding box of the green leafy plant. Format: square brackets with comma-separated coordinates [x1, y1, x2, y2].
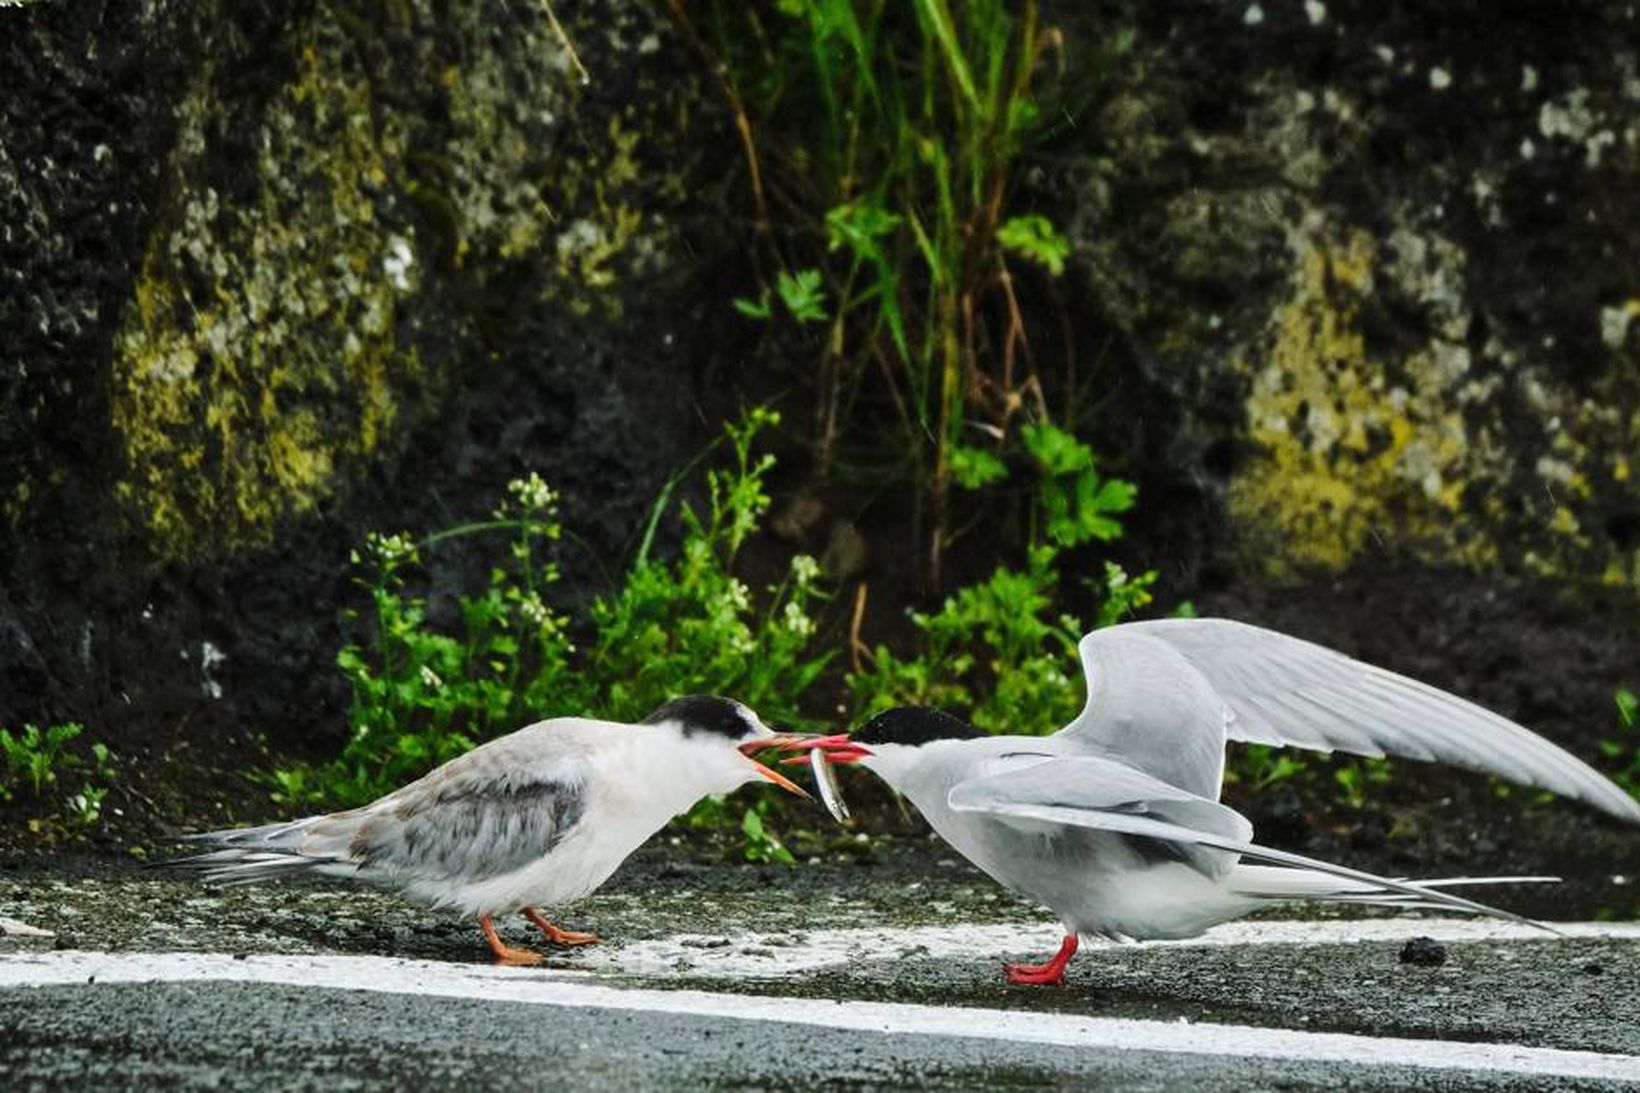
[300, 473, 576, 807]
[1600, 687, 1640, 800]
[1021, 423, 1137, 548]
[1223, 747, 1398, 814]
[280, 410, 832, 832]
[1, 722, 85, 799]
[1332, 757, 1394, 811]
[1221, 744, 1310, 793]
[0, 723, 115, 827]
[849, 423, 1158, 733]
[997, 214, 1071, 276]
[681, 0, 1094, 584]
[740, 804, 797, 865]
[66, 784, 110, 827]
[734, 268, 829, 324]
[587, 408, 832, 722]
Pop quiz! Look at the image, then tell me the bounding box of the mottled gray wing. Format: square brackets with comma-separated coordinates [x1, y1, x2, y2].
[349, 758, 588, 880]
[948, 756, 1547, 928]
[1065, 619, 1640, 824]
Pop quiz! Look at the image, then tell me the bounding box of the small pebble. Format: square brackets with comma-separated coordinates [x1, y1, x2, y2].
[1583, 962, 1604, 976]
[1400, 936, 1447, 966]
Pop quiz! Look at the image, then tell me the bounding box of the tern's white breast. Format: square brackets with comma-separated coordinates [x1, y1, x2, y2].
[420, 725, 752, 917]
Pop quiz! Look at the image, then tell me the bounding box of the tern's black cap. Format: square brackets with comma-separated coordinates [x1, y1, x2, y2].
[642, 695, 762, 739]
[853, 706, 985, 747]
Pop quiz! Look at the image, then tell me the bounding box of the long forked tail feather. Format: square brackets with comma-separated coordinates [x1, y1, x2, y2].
[1231, 864, 1559, 920]
[159, 849, 355, 886]
[156, 814, 363, 886]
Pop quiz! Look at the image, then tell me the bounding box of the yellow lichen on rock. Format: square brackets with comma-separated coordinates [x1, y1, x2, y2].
[101, 4, 693, 566]
[1230, 228, 1480, 575]
[110, 41, 420, 563]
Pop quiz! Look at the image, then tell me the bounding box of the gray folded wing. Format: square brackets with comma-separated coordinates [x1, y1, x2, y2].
[948, 755, 1550, 929]
[349, 757, 589, 881]
[1065, 618, 1640, 824]
[949, 754, 1251, 879]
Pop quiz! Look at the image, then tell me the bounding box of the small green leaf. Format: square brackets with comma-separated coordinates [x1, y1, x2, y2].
[776, 269, 828, 323]
[950, 446, 1008, 489]
[1021, 423, 1093, 476]
[997, 214, 1071, 277]
[733, 291, 773, 320]
[824, 201, 902, 253]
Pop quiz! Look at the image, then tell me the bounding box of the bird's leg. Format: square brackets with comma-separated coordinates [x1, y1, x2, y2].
[523, 906, 601, 947]
[1002, 934, 1079, 986]
[480, 914, 544, 966]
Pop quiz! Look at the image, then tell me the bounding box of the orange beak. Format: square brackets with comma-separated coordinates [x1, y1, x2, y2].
[738, 735, 817, 799]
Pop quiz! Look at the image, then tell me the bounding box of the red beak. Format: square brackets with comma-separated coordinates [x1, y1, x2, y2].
[775, 733, 874, 766]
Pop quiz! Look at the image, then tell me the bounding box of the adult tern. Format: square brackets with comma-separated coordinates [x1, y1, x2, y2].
[813, 619, 1640, 985]
[165, 695, 829, 964]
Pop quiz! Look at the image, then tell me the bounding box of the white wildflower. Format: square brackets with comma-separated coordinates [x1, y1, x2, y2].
[789, 554, 821, 584]
[518, 591, 552, 627]
[782, 601, 815, 638]
[366, 531, 417, 566]
[725, 579, 752, 613]
[419, 665, 443, 690]
[507, 472, 558, 513]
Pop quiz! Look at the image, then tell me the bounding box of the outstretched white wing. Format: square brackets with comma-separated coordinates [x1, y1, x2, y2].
[1063, 618, 1640, 824]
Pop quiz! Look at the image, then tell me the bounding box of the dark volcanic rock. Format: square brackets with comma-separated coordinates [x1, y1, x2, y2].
[0, 1, 730, 762]
[1052, 1, 1640, 595]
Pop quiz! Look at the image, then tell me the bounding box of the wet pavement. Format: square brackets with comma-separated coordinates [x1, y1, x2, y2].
[2, 842, 1638, 1089]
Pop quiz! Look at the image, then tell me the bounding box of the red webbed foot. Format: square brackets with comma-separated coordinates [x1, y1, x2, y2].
[1002, 933, 1079, 986]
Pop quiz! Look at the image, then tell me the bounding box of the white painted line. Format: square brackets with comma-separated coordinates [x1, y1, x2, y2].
[572, 917, 1640, 978]
[0, 950, 1635, 1083]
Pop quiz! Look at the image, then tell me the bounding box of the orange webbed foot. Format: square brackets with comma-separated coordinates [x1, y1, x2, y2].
[524, 907, 601, 947]
[480, 914, 545, 966]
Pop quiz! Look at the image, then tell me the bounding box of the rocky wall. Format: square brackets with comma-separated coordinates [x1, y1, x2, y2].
[0, 0, 730, 743]
[1061, 0, 1640, 595]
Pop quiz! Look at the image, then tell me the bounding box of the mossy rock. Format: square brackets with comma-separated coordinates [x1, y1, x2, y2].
[1058, 0, 1640, 596]
[0, 0, 730, 737]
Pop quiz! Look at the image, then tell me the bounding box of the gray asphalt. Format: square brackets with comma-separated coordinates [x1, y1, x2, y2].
[0, 980, 1622, 1092]
[2, 844, 1638, 1089]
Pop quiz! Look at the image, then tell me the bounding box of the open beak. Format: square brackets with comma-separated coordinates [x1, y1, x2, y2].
[775, 733, 874, 766]
[738, 734, 816, 799]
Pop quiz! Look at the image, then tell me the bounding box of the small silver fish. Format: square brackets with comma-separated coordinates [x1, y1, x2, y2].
[809, 745, 850, 823]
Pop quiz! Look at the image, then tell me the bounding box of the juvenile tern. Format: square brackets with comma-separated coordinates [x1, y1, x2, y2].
[813, 618, 1640, 985]
[165, 695, 827, 964]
